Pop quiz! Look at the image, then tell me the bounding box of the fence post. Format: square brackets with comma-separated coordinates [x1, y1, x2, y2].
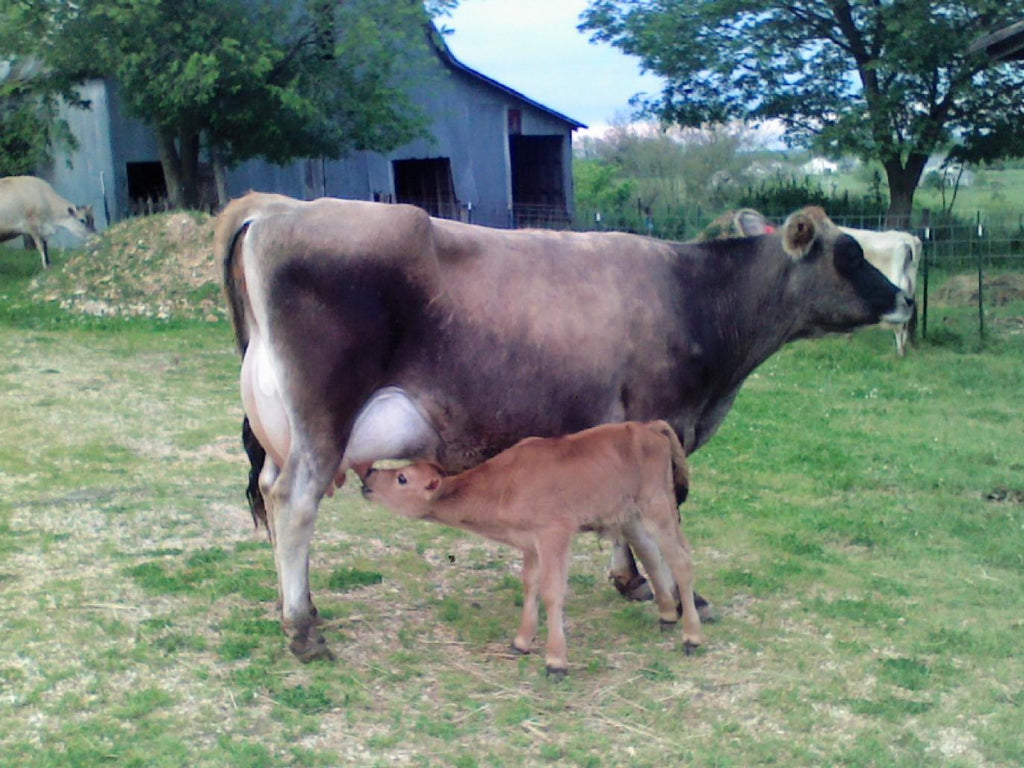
[976, 211, 986, 345]
[921, 209, 931, 341]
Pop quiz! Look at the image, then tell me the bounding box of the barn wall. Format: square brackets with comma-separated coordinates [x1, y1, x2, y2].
[47, 80, 115, 241]
[48, 39, 580, 231]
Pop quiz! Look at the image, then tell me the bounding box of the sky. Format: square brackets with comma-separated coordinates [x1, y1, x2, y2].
[443, 0, 665, 134]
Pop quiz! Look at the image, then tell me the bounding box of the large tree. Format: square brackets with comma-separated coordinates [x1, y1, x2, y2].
[580, 1, 1024, 225]
[1, 0, 456, 208]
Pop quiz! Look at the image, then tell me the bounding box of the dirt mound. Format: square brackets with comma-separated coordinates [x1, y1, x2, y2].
[932, 273, 1024, 307]
[30, 211, 223, 321]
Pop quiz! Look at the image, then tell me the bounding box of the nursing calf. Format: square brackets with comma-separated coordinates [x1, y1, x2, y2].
[361, 421, 703, 678]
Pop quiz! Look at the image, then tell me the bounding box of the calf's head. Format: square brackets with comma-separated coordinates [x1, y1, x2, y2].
[781, 207, 913, 335]
[361, 462, 446, 517]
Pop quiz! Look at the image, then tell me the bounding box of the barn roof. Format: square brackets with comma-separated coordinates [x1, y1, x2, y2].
[968, 19, 1024, 62]
[428, 26, 587, 130]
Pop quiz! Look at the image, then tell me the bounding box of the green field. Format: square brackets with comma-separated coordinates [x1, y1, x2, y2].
[1, 245, 1022, 766]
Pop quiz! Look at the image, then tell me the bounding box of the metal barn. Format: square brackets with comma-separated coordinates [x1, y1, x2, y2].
[44, 26, 585, 232]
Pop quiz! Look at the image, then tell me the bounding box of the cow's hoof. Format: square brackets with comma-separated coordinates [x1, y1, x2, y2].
[659, 618, 677, 634]
[290, 631, 335, 663]
[611, 573, 654, 602]
[683, 640, 701, 657]
[545, 665, 568, 682]
[694, 592, 717, 623]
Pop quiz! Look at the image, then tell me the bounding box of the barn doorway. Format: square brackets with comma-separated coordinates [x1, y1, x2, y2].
[509, 135, 568, 228]
[125, 161, 168, 215]
[393, 158, 458, 219]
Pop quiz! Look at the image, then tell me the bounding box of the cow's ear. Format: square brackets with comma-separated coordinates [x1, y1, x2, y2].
[736, 209, 771, 236]
[425, 477, 441, 493]
[67, 206, 76, 216]
[782, 206, 830, 259]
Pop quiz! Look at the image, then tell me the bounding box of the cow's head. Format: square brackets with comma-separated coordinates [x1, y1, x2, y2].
[781, 207, 913, 334]
[66, 205, 96, 238]
[360, 462, 445, 517]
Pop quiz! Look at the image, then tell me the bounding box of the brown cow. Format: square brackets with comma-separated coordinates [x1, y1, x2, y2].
[0, 176, 94, 268]
[361, 420, 701, 678]
[218, 195, 912, 661]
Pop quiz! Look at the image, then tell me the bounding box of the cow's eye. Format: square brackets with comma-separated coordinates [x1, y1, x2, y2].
[397, 473, 407, 486]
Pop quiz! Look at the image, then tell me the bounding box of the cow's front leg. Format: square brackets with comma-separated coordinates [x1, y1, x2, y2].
[265, 451, 334, 662]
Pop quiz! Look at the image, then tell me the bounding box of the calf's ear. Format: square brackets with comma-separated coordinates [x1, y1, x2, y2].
[425, 477, 441, 493]
[782, 206, 833, 260]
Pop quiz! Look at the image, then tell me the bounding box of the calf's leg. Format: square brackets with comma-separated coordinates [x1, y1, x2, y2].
[538, 532, 573, 679]
[513, 547, 540, 655]
[623, 519, 682, 625]
[612, 537, 715, 623]
[651, 515, 703, 652]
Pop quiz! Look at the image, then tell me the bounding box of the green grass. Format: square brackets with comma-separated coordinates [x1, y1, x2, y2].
[1, 251, 1022, 766]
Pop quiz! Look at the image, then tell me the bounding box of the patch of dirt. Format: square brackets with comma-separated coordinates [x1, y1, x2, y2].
[932, 273, 1024, 307]
[29, 211, 222, 321]
[985, 487, 1024, 504]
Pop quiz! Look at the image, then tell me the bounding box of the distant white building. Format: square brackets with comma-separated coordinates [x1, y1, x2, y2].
[802, 157, 839, 175]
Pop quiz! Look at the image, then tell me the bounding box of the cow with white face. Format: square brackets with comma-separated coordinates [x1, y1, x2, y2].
[839, 226, 922, 356]
[0, 176, 95, 269]
[217, 194, 913, 662]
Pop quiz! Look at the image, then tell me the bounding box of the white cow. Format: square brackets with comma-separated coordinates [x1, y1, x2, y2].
[0, 176, 95, 269]
[840, 226, 922, 356]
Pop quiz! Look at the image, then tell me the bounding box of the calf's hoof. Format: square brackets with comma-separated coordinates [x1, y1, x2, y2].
[545, 665, 568, 682]
[610, 573, 654, 602]
[659, 618, 677, 634]
[289, 630, 335, 663]
[510, 641, 531, 656]
[682, 638, 703, 657]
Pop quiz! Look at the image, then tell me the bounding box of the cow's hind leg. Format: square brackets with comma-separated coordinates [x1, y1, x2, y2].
[30, 234, 50, 269]
[265, 445, 337, 662]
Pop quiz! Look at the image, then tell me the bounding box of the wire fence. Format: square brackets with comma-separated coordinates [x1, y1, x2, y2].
[435, 201, 1024, 348]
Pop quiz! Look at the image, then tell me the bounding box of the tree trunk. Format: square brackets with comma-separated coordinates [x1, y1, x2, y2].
[210, 147, 230, 211]
[178, 130, 201, 209]
[155, 127, 203, 209]
[156, 128, 185, 209]
[883, 153, 929, 229]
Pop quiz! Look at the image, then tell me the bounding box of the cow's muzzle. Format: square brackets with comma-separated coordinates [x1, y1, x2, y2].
[882, 291, 914, 324]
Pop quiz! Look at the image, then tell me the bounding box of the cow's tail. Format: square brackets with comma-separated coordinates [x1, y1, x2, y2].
[650, 420, 689, 507]
[216, 202, 267, 531]
[216, 202, 255, 355]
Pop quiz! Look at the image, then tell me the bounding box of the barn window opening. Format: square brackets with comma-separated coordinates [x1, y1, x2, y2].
[393, 158, 458, 219]
[509, 135, 568, 228]
[126, 161, 167, 214]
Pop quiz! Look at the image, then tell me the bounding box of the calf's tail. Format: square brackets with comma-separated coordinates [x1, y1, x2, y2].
[650, 420, 689, 506]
